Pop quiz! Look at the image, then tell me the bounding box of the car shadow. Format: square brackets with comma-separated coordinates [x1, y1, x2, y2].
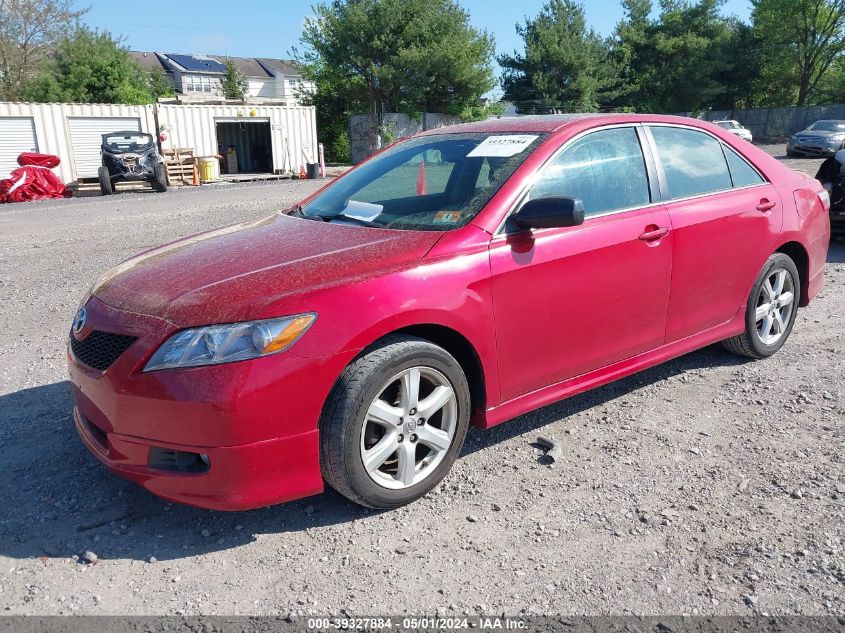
[461, 343, 750, 456]
[0, 342, 749, 564]
[827, 238, 845, 263]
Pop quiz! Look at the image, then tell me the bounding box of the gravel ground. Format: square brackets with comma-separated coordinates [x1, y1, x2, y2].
[0, 148, 843, 617]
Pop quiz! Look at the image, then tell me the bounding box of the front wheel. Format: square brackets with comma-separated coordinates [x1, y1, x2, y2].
[98, 166, 113, 195]
[152, 163, 168, 192]
[722, 253, 800, 359]
[320, 335, 471, 509]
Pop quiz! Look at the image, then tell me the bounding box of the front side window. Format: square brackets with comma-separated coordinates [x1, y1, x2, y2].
[650, 126, 732, 199]
[526, 126, 651, 217]
[299, 133, 547, 231]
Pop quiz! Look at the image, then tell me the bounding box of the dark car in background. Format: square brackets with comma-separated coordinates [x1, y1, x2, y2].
[787, 120, 845, 157]
[98, 131, 168, 196]
[815, 150, 845, 239]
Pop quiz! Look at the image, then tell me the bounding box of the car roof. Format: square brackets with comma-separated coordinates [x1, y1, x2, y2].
[418, 113, 712, 135]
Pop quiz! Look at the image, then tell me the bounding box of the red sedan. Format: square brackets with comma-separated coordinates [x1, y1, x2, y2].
[67, 114, 830, 510]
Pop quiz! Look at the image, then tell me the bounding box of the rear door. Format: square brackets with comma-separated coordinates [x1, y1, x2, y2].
[646, 125, 782, 342]
[489, 125, 673, 401]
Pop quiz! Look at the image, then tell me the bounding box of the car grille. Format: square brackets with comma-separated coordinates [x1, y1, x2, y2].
[70, 330, 137, 371]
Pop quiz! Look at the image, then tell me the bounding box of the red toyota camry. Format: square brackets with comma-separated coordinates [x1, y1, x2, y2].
[67, 114, 830, 511]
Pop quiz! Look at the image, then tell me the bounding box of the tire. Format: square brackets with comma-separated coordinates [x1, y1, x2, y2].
[320, 334, 471, 509]
[98, 166, 113, 195]
[722, 253, 800, 359]
[785, 150, 797, 158]
[152, 163, 168, 192]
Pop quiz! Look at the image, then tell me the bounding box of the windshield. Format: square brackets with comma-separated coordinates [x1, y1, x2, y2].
[716, 121, 739, 129]
[299, 132, 547, 231]
[103, 133, 153, 153]
[808, 120, 845, 132]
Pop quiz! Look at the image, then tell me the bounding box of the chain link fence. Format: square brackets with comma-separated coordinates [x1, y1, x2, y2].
[680, 104, 845, 143]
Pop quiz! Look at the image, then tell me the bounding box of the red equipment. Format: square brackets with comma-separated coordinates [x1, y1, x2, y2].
[0, 153, 71, 204]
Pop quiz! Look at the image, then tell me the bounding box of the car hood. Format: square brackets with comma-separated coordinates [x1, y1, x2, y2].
[92, 213, 443, 325]
[796, 130, 845, 139]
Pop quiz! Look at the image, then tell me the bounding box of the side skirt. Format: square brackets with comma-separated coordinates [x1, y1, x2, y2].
[479, 309, 747, 429]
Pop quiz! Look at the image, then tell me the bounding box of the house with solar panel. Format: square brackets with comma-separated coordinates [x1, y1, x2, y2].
[130, 52, 313, 106]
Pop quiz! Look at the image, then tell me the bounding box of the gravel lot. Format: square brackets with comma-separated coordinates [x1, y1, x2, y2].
[0, 147, 843, 617]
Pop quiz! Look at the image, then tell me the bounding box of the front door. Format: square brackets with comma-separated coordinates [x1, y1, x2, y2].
[489, 126, 673, 402]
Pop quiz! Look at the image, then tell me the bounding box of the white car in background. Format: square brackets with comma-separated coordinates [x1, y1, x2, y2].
[714, 120, 753, 142]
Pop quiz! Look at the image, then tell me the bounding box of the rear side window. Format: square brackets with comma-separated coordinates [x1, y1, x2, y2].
[650, 126, 732, 199]
[724, 146, 765, 187]
[527, 127, 650, 217]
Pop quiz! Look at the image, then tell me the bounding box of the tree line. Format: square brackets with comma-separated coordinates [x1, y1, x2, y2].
[295, 0, 845, 160]
[500, 0, 845, 114]
[4, 0, 845, 162]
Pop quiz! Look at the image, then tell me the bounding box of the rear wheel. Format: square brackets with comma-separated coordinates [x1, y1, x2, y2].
[722, 253, 799, 359]
[320, 335, 470, 509]
[98, 167, 113, 195]
[152, 163, 168, 192]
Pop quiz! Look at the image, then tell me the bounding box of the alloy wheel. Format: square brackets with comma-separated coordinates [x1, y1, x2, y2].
[360, 366, 457, 490]
[754, 267, 795, 345]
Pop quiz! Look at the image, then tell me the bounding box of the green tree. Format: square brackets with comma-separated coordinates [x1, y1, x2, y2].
[611, 0, 748, 113]
[499, 0, 618, 113]
[221, 58, 248, 100]
[145, 68, 175, 100]
[0, 0, 88, 100]
[25, 26, 156, 104]
[295, 0, 496, 156]
[752, 0, 845, 106]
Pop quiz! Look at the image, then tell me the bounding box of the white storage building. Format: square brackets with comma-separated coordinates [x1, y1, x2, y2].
[0, 101, 317, 184]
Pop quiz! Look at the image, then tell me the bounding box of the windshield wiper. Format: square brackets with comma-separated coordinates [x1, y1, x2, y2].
[287, 205, 326, 221]
[327, 212, 382, 227]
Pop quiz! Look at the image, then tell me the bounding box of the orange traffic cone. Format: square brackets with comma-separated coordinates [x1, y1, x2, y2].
[416, 161, 427, 195]
[192, 165, 199, 186]
[299, 165, 307, 179]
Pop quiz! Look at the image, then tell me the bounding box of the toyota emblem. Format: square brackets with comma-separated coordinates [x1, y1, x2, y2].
[72, 307, 87, 335]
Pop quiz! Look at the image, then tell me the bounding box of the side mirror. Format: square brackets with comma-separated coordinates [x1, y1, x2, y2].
[514, 196, 585, 230]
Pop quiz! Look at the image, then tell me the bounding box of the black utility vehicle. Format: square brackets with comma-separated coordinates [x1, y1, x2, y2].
[98, 131, 167, 195]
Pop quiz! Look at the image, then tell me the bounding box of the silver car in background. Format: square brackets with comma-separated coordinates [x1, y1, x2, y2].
[714, 120, 753, 142]
[787, 119, 845, 157]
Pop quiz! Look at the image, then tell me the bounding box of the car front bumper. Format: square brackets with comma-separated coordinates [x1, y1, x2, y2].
[67, 296, 329, 510]
[788, 142, 841, 156]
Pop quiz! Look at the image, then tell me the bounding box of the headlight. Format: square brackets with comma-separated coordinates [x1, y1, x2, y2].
[144, 313, 316, 372]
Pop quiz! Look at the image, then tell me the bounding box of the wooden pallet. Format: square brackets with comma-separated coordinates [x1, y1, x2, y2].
[163, 147, 196, 186]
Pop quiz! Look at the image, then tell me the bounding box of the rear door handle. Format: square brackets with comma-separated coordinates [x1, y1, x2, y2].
[756, 199, 776, 212]
[638, 227, 670, 241]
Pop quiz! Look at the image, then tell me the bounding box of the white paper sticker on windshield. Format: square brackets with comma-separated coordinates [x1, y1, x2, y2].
[467, 135, 538, 158]
[341, 200, 383, 221]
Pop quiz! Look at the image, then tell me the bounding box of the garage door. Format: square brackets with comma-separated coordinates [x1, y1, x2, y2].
[0, 117, 38, 179]
[68, 117, 141, 178]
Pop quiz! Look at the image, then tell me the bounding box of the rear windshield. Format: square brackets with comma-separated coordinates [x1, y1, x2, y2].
[103, 133, 153, 153]
[299, 132, 547, 231]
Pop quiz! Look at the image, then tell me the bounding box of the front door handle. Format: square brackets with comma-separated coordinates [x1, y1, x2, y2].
[756, 199, 776, 212]
[638, 226, 670, 241]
